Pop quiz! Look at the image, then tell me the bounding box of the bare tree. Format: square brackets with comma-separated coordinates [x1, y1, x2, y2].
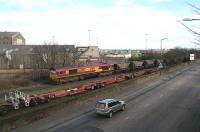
[72, 46, 90, 66]
[178, 21, 200, 36]
[32, 43, 92, 69]
[33, 44, 56, 69]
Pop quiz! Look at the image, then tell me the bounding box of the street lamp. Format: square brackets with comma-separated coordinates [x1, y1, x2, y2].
[160, 38, 168, 54]
[88, 29, 91, 46]
[159, 37, 168, 75]
[183, 18, 200, 21]
[181, 17, 200, 48]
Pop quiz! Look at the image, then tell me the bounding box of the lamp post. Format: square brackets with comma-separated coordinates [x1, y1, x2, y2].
[160, 37, 168, 75]
[160, 38, 168, 55]
[88, 29, 91, 46]
[182, 17, 200, 50]
[183, 18, 200, 21]
[52, 35, 55, 45]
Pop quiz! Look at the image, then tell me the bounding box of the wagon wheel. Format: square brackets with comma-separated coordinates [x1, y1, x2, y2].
[79, 75, 85, 80]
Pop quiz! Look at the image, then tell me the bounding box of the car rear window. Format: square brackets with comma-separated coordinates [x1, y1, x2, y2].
[96, 102, 105, 109]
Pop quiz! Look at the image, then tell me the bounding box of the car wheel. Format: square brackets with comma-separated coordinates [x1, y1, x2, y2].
[109, 112, 113, 118]
[121, 105, 125, 111]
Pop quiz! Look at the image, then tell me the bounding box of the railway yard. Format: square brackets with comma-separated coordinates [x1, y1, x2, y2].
[1, 1, 200, 131]
[0, 60, 196, 132]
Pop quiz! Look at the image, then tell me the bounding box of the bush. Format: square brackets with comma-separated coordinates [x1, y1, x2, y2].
[128, 52, 161, 61]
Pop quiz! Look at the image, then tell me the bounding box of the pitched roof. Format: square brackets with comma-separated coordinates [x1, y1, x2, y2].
[0, 32, 19, 37]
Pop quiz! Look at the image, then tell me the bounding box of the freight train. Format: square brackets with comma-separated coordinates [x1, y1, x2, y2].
[49, 59, 161, 83]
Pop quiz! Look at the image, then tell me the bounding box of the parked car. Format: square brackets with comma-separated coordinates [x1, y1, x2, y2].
[95, 99, 126, 118]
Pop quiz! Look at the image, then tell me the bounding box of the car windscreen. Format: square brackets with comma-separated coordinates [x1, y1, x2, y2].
[96, 102, 106, 109]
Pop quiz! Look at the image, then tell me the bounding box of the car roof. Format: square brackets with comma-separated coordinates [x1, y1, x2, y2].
[98, 99, 116, 103]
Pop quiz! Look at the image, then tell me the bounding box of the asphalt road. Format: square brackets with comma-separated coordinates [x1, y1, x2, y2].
[11, 62, 200, 132]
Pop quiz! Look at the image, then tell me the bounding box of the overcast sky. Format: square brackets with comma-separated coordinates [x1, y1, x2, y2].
[0, 0, 199, 49]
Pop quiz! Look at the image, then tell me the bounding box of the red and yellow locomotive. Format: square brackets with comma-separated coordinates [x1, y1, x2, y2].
[50, 64, 114, 83]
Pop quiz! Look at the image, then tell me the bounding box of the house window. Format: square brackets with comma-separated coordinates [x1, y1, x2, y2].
[17, 39, 22, 44]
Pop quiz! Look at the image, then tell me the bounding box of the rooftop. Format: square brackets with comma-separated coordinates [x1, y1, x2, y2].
[0, 32, 20, 37]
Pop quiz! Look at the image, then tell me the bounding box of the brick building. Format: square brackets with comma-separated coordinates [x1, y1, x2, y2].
[76, 46, 100, 65]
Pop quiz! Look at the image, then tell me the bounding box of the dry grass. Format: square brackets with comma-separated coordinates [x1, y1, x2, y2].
[0, 75, 33, 91]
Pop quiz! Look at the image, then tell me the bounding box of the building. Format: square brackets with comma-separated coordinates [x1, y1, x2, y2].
[100, 49, 132, 55]
[131, 50, 142, 57]
[76, 46, 100, 65]
[100, 49, 137, 64]
[0, 32, 26, 45]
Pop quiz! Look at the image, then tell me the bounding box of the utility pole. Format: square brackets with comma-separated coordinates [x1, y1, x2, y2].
[145, 33, 148, 52]
[96, 37, 99, 46]
[52, 35, 55, 45]
[88, 29, 91, 46]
